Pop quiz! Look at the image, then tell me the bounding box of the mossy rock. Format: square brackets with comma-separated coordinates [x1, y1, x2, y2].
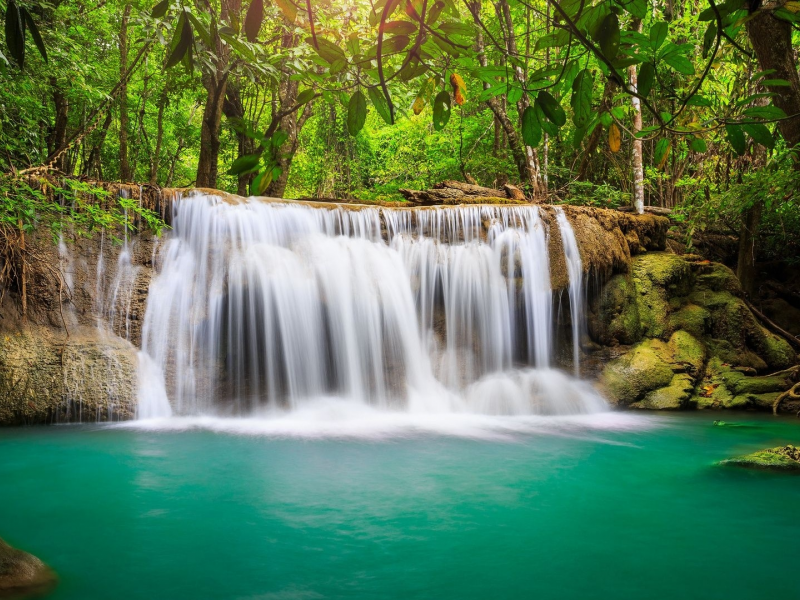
[633, 373, 694, 410]
[720, 445, 800, 471]
[599, 339, 676, 405]
[0, 538, 57, 596]
[630, 253, 692, 339]
[669, 303, 710, 339]
[667, 330, 706, 375]
[694, 262, 742, 294]
[588, 273, 642, 345]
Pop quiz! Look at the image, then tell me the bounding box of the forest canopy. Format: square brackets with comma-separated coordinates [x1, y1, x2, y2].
[0, 0, 799, 267]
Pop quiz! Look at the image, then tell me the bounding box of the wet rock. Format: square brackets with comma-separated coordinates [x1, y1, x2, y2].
[720, 445, 800, 471]
[0, 325, 138, 425]
[0, 538, 56, 597]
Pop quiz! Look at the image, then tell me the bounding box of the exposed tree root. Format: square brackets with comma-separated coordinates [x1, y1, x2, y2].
[745, 298, 800, 351]
[774, 382, 800, 415]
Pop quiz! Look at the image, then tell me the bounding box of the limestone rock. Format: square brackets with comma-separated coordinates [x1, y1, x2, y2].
[0, 538, 57, 596]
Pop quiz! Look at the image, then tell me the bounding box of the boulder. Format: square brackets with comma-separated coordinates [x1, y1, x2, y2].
[0, 538, 56, 596]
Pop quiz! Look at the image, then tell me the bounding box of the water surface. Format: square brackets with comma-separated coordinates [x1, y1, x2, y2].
[1, 412, 798, 599]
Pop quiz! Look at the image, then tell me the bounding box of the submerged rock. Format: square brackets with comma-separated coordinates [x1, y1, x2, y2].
[720, 445, 800, 471]
[0, 538, 56, 597]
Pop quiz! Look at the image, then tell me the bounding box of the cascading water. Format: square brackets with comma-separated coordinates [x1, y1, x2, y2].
[137, 193, 607, 418]
[555, 207, 585, 376]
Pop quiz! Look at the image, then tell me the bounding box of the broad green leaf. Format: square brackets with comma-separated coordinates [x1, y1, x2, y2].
[702, 22, 716, 58]
[383, 34, 411, 54]
[535, 102, 559, 136]
[725, 123, 746, 155]
[570, 68, 593, 129]
[600, 112, 612, 127]
[306, 37, 346, 64]
[761, 78, 791, 87]
[437, 22, 473, 36]
[151, 0, 169, 18]
[535, 29, 571, 52]
[347, 91, 368, 135]
[689, 137, 707, 153]
[663, 54, 694, 75]
[432, 90, 451, 130]
[250, 169, 273, 196]
[271, 130, 289, 148]
[166, 13, 192, 69]
[20, 8, 46, 63]
[685, 95, 711, 107]
[507, 86, 523, 104]
[5, 0, 25, 68]
[521, 106, 542, 147]
[654, 138, 671, 167]
[275, 0, 297, 22]
[383, 21, 416, 35]
[228, 153, 261, 176]
[743, 105, 787, 120]
[186, 13, 212, 47]
[244, 0, 263, 43]
[296, 89, 316, 105]
[638, 62, 655, 97]
[649, 21, 669, 51]
[594, 13, 620, 59]
[624, 0, 647, 19]
[536, 90, 566, 127]
[368, 86, 393, 124]
[742, 123, 774, 148]
[426, 1, 446, 25]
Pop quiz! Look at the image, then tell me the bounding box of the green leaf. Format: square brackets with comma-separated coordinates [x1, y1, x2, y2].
[383, 34, 411, 54]
[296, 89, 316, 105]
[521, 106, 542, 147]
[685, 95, 712, 107]
[368, 87, 393, 124]
[638, 62, 655, 97]
[151, 0, 169, 18]
[185, 13, 212, 47]
[624, 0, 647, 19]
[761, 78, 791, 87]
[271, 130, 289, 148]
[437, 22, 473, 36]
[244, 0, 263, 43]
[20, 8, 46, 63]
[535, 102, 559, 136]
[689, 137, 707, 153]
[250, 169, 273, 196]
[654, 138, 671, 166]
[534, 29, 571, 52]
[306, 37, 346, 64]
[570, 68, 593, 129]
[426, 1, 446, 25]
[741, 123, 774, 149]
[4, 0, 25, 68]
[275, 0, 297, 22]
[507, 86, 523, 104]
[702, 22, 717, 58]
[649, 21, 669, 51]
[663, 54, 694, 75]
[228, 153, 261, 176]
[536, 90, 566, 127]
[347, 91, 367, 135]
[166, 13, 193, 69]
[743, 105, 787, 120]
[594, 13, 620, 59]
[383, 21, 416, 35]
[432, 90, 451, 130]
[725, 123, 746, 156]
[599, 111, 612, 127]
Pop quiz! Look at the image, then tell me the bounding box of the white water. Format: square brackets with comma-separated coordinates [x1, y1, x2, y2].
[137, 194, 605, 418]
[556, 207, 585, 376]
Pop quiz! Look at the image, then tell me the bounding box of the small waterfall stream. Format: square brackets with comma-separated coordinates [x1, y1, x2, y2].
[137, 193, 606, 418]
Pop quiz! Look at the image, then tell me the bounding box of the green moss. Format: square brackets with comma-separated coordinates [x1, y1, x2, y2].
[669, 303, 710, 339]
[720, 445, 800, 471]
[632, 252, 691, 286]
[753, 329, 796, 371]
[600, 339, 676, 405]
[667, 330, 706, 374]
[633, 373, 694, 410]
[589, 273, 642, 345]
[694, 263, 742, 293]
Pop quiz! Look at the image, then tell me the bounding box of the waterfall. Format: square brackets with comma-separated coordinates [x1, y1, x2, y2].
[555, 208, 585, 376]
[137, 193, 606, 418]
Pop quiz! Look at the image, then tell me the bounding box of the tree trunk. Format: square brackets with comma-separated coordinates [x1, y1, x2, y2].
[736, 200, 762, 296]
[745, 8, 800, 149]
[49, 77, 69, 173]
[736, 8, 800, 293]
[194, 0, 239, 188]
[118, 4, 132, 182]
[577, 79, 616, 180]
[222, 84, 255, 195]
[87, 111, 113, 179]
[629, 19, 645, 214]
[149, 84, 168, 185]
